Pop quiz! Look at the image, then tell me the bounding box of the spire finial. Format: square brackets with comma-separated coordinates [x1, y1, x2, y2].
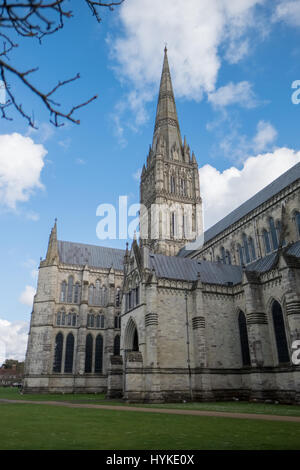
[164, 43, 168, 53]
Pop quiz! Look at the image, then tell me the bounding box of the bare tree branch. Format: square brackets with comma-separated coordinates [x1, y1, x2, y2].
[0, 0, 124, 127]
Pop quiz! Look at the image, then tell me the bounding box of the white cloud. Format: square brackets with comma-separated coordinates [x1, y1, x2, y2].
[274, 1, 300, 27]
[113, 0, 265, 99]
[111, 0, 266, 129]
[253, 120, 278, 152]
[208, 81, 258, 108]
[0, 133, 47, 209]
[0, 319, 29, 363]
[215, 119, 277, 161]
[225, 39, 249, 64]
[199, 147, 300, 229]
[19, 286, 36, 307]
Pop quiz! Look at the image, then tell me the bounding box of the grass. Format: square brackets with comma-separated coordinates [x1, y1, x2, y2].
[1, 387, 300, 417]
[0, 402, 299, 450]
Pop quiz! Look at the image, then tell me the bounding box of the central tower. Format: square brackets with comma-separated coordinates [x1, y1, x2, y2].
[140, 48, 203, 256]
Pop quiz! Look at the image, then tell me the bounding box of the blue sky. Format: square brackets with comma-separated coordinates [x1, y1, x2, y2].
[0, 0, 300, 360]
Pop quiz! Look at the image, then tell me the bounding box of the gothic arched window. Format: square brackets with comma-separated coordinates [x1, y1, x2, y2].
[114, 335, 121, 356]
[96, 314, 105, 329]
[238, 244, 244, 265]
[56, 312, 61, 326]
[61, 311, 66, 326]
[171, 212, 177, 238]
[272, 301, 289, 364]
[64, 333, 74, 373]
[295, 211, 300, 238]
[67, 276, 74, 303]
[226, 251, 231, 265]
[85, 334, 93, 373]
[238, 311, 251, 367]
[87, 313, 94, 328]
[263, 229, 271, 254]
[72, 313, 77, 327]
[242, 233, 250, 264]
[60, 281, 67, 302]
[74, 283, 80, 304]
[94, 335, 103, 373]
[249, 237, 256, 261]
[170, 175, 175, 194]
[53, 333, 63, 373]
[180, 179, 187, 196]
[269, 217, 278, 250]
[114, 315, 121, 329]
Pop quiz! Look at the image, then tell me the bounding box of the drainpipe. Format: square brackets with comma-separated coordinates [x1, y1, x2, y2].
[185, 290, 193, 401]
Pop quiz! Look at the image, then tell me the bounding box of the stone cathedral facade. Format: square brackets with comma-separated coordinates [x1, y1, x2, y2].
[24, 49, 300, 403]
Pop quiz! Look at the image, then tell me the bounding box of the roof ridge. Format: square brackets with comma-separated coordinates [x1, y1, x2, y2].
[203, 161, 300, 244]
[58, 240, 126, 253]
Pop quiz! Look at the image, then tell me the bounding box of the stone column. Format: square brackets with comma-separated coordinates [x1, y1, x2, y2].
[191, 279, 212, 400]
[243, 272, 274, 399]
[244, 273, 273, 367]
[192, 279, 207, 368]
[104, 282, 116, 374]
[143, 278, 162, 401]
[75, 280, 89, 377]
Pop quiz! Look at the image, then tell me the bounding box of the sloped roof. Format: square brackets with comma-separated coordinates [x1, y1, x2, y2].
[150, 241, 300, 284]
[150, 253, 243, 285]
[178, 162, 300, 257]
[57, 240, 125, 270]
[246, 240, 300, 273]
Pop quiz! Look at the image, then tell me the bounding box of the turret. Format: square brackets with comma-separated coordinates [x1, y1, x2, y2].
[42, 219, 59, 266]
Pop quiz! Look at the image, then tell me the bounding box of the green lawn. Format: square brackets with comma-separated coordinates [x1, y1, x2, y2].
[0, 402, 299, 450]
[1, 387, 300, 417]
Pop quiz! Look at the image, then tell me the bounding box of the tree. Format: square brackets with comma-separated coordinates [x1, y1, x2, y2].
[2, 359, 24, 373]
[0, 0, 124, 127]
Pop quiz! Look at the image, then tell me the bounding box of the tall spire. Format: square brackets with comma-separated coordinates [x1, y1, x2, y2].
[152, 47, 182, 157]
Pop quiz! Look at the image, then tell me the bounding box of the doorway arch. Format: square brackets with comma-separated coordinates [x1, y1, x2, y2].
[124, 318, 139, 352]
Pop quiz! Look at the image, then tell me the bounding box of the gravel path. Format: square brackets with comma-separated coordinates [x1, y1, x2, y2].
[1, 398, 300, 422]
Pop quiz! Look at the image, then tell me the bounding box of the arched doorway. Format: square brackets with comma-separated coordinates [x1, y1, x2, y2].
[124, 318, 139, 352]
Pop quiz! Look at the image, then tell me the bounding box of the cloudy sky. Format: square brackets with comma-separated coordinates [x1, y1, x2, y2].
[0, 0, 300, 361]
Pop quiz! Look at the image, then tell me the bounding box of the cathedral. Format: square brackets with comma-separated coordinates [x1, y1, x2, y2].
[24, 49, 300, 403]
